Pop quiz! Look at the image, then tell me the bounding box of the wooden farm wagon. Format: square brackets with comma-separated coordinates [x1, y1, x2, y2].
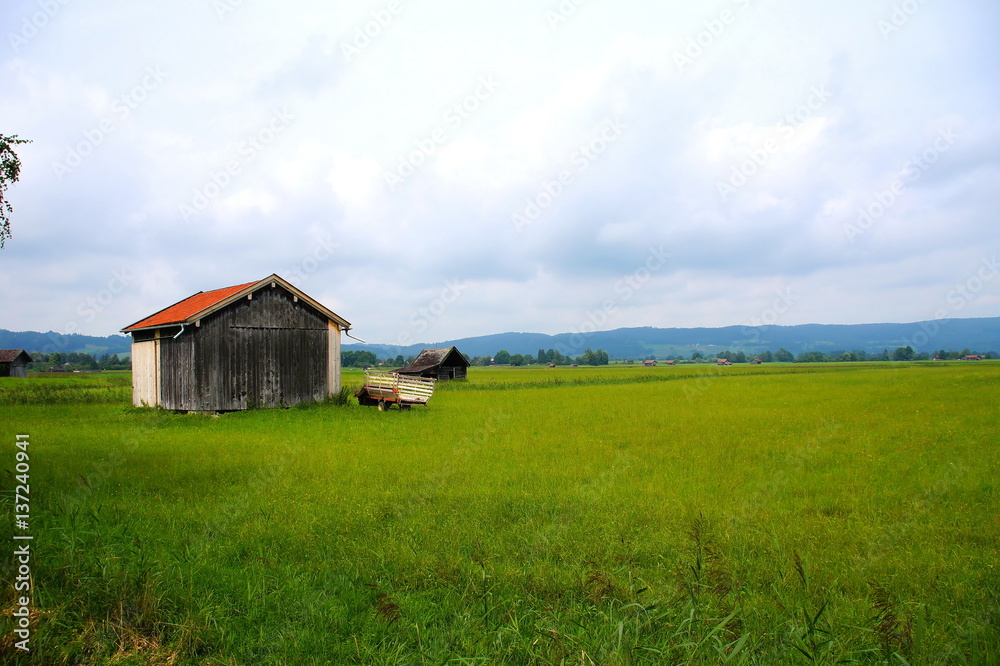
[355, 370, 436, 410]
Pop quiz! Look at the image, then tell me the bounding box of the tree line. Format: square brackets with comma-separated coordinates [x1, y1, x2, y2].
[468, 348, 610, 367]
[688, 347, 996, 363]
[344, 345, 995, 369]
[343, 348, 614, 368]
[27, 351, 131, 372]
[25, 345, 994, 374]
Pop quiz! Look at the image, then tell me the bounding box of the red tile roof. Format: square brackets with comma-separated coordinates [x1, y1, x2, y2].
[123, 282, 254, 331]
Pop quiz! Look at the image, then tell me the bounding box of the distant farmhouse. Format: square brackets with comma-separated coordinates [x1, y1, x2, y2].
[396, 346, 470, 381]
[0, 350, 32, 378]
[122, 274, 351, 412]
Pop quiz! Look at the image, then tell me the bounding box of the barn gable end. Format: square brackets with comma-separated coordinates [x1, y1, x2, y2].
[396, 346, 470, 381]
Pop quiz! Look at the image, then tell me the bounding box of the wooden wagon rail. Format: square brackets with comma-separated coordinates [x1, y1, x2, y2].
[355, 371, 436, 410]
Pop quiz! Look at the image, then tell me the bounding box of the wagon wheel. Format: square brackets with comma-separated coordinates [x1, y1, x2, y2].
[378, 400, 389, 411]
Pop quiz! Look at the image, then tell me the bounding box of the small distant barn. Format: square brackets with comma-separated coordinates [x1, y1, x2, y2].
[397, 346, 469, 381]
[643, 359, 657, 367]
[121, 274, 352, 412]
[0, 350, 32, 378]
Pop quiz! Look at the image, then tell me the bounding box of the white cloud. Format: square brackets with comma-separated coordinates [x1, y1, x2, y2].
[326, 151, 382, 209]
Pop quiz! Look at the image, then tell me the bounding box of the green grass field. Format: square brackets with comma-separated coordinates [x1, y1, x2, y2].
[1, 363, 998, 664]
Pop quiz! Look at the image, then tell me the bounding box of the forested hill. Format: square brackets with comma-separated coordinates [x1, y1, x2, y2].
[0, 330, 132, 356]
[344, 317, 1000, 359]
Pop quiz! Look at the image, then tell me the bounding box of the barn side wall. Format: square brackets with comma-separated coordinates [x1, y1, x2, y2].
[131, 339, 161, 406]
[158, 285, 331, 411]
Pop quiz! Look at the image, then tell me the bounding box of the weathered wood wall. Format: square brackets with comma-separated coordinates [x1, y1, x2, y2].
[0, 362, 27, 378]
[157, 284, 331, 411]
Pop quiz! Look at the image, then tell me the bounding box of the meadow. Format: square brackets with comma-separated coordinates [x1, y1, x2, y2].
[0, 363, 997, 664]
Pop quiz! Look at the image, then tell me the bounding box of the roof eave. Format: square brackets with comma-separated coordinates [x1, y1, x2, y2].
[121, 322, 189, 334]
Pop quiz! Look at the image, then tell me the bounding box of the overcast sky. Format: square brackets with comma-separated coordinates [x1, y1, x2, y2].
[1, 0, 998, 346]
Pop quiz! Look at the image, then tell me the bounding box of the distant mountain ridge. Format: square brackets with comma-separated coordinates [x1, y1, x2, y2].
[3, 317, 998, 360]
[344, 317, 1000, 359]
[0, 330, 132, 356]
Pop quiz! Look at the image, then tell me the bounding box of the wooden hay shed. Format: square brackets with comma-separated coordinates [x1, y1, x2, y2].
[0, 350, 32, 378]
[396, 346, 469, 381]
[121, 274, 351, 411]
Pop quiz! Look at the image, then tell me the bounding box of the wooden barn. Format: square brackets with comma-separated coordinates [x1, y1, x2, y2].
[0, 350, 32, 378]
[396, 346, 469, 381]
[121, 274, 352, 412]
